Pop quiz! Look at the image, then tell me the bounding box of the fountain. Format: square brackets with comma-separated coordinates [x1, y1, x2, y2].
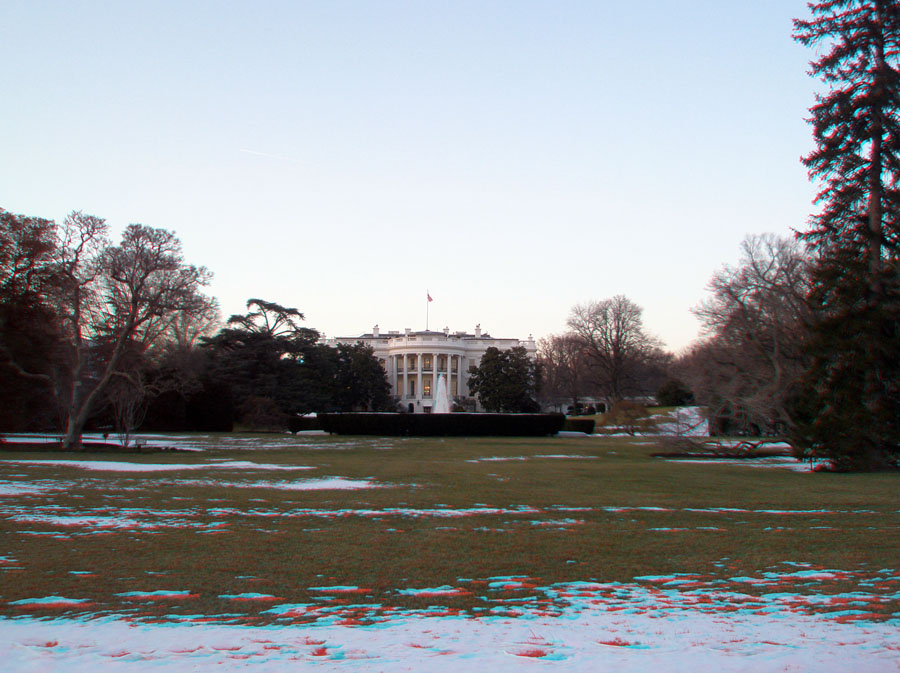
[433, 373, 451, 413]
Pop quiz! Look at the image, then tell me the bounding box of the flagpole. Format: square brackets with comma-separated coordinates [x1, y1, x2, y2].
[426, 290, 429, 331]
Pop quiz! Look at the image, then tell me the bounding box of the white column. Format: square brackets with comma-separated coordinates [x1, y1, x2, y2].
[432, 352, 438, 398]
[392, 355, 398, 396]
[460, 356, 467, 400]
[450, 354, 456, 398]
[416, 351, 422, 407]
[436, 352, 442, 400]
[445, 353, 451, 398]
[403, 354, 408, 401]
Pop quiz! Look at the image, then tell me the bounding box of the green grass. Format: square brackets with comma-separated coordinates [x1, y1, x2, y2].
[1, 433, 898, 623]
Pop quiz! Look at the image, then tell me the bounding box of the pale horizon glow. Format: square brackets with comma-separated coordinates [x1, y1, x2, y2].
[0, 1, 818, 352]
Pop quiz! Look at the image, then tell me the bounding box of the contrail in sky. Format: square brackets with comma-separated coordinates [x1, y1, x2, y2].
[239, 148, 302, 164]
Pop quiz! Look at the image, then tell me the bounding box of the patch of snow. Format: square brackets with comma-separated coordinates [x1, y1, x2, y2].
[396, 586, 472, 597]
[4, 459, 314, 472]
[9, 596, 93, 607]
[466, 455, 597, 463]
[0, 482, 64, 497]
[665, 457, 826, 472]
[214, 477, 385, 491]
[116, 590, 198, 600]
[650, 407, 708, 437]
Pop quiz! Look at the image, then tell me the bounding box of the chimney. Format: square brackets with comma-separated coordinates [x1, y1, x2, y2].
[373, 324, 380, 337]
[443, 326, 449, 335]
[475, 324, 481, 337]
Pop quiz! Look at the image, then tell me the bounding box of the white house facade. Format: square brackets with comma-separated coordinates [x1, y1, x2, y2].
[318, 325, 537, 413]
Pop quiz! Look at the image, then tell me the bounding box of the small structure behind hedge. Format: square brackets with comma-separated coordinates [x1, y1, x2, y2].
[318, 413, 565, 437]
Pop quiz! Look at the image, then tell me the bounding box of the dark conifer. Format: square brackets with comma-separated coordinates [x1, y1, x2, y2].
[792, 0, 900, 469]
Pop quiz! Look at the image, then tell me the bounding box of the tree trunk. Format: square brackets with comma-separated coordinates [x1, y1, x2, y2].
[60, 317, 137, 450]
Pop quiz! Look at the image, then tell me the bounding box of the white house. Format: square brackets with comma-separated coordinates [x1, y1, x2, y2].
[319, 325, 537, 413]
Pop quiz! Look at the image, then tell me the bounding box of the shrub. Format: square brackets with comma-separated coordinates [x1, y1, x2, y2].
[656, 379, 695, 407]
[602, 401, 652, 436]
[239, 396, 287, 431]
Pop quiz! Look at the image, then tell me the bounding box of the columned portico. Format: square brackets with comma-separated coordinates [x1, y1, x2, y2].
[319, 326, 537, 413]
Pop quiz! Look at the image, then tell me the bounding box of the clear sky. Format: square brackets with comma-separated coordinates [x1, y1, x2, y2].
[1, 0, 819, 352]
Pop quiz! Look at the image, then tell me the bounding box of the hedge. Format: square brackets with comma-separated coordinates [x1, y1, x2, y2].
[563, 418, 595, 434]
[288, 416, 323, 433]
[318, 413, 565, 437]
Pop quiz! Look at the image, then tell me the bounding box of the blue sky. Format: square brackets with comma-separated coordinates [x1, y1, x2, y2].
[1, 1, 818, 350]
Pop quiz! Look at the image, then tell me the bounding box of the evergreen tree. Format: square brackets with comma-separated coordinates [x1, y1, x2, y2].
[467, 346, 540, 413]
[0, 209, 61, 430]
[201, 299, 320, 421]
[202, 300, 393, 419]
[792, 0, 900, 469]
[331, 343, 394, 412]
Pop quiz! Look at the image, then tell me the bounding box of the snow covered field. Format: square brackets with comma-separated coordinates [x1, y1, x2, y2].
[2, 432, 898, 670]
[4, 591, 899, 672]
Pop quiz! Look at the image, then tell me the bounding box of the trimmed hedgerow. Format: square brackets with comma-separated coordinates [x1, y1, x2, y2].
[288, 416, 322, 433]
[318, 412, 565, 437]
[563, 418, 595, 434]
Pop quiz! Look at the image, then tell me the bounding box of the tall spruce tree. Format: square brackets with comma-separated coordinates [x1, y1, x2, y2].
[793, 0, 900, 469]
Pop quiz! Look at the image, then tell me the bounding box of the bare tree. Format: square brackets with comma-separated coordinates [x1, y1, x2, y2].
[105, 358, 150, 448]
[686, 234, 810, 435]
[537, 333, 592, 411]
[1, 211, 213, 442]
[50, 215, 211, 449]
[49, 212, 111, 440]
[165, 296, 220, 349]
[566, 295, 662, 403]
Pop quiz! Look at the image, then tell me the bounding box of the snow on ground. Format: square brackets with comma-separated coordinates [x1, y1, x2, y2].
[0, 433, 392, 452]
[466, 454, 598, 463]
[0, 501, 887, 541]
[126, 477, 390, 492]
[598, 407, 710, 438]
[0, 481, 66, 496]
[2, 497, 886, 539]
[664, 457, 822, 472]
[2, 577, 899, 672]
[3, 459, 315, 472]
[650, 407, 709, 437]
[2, 432, 897, 669]
[221, 477, 385, 491]
[712, 440, 793, 449]
[1, 454, 394, 497]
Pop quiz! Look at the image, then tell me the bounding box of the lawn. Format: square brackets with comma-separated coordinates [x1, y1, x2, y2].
[1, 431, 898, 670]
